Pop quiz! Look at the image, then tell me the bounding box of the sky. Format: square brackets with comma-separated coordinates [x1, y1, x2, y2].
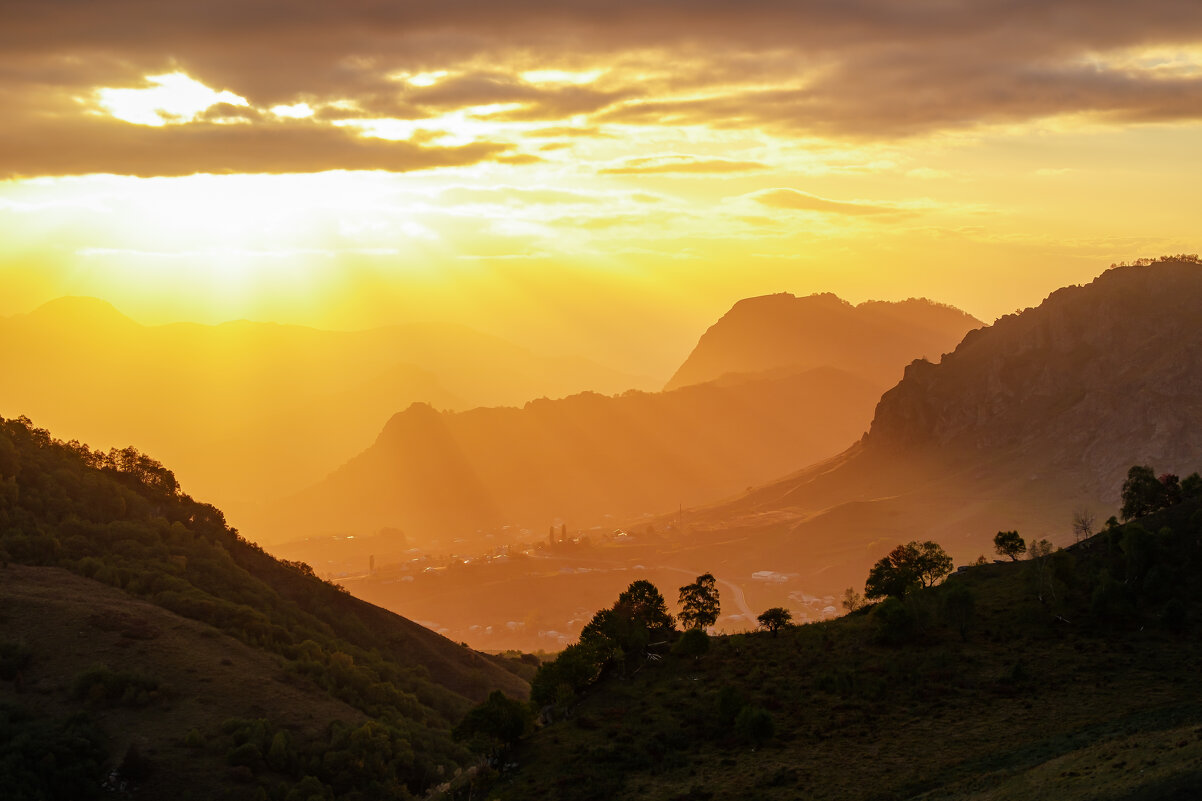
[3, 0, 1202, 376]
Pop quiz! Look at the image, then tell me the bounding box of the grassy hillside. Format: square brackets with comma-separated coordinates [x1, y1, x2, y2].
[0, 415, 528, 800]
[482, 497, 1202, 801]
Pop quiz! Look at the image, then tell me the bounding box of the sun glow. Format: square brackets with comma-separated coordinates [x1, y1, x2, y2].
[96, 72, 248, 126]
[270, 102, 315, 119]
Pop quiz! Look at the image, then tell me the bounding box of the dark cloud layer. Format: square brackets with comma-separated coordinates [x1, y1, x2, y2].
[4, 1, 1202, 175]
[0, 117, 509, 179]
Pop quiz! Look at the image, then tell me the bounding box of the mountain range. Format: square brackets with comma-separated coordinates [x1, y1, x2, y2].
[331, 257, 1202, 650]
[261, 294, 978, 549]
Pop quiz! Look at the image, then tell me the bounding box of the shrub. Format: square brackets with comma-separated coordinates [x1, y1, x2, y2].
[71, 664, 160, 707]
[872, 597, 917, 645]
[671, 627, 710, 658]
[735, 705, 774, 746]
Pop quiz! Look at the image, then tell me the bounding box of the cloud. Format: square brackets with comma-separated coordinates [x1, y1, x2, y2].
[751, 189, 904, 216]
[3, 1, 1202, 175]
[600, 157, 768, 175]
[0, 116, 511, 178]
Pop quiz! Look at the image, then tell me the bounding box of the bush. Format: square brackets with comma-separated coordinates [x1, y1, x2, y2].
[71, 664, 161, 707]
[735, 705, 774, 746]
[872, 597, 917, 645]
[671, 627, 710, 658]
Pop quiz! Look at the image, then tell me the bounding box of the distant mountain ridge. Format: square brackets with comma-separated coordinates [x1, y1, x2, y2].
[0, 296, 651, 533]
[261, 366, 886, 547]
[263, 292, 981, 549]
[665, 293, 980, 390]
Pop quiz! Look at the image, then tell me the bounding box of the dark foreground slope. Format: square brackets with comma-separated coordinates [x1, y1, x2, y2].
[491, 499, 1202, 801]
[0, 415, 528, 801]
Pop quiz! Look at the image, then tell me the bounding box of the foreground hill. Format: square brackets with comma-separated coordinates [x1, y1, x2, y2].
[0, 298, 649, 538]
[665, 293, 980, 391]
[488, 499, 1202, 800]
[0, 415, 529, 800]
[670, 257, 1202, 605]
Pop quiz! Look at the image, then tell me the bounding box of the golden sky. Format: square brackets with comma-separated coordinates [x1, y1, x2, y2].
[3, 1, 1202, 375]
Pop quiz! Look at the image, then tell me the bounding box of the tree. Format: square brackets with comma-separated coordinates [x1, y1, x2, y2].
[756, 607, 792, 635]
[678, 572, 721, 630]
[616, 579, 675, 633]
[864, 541, 953, 600]
[1071, 508, 1095, 542]
[1120, 465, 1183, 520]
[453, 690, 532, 757]
[574, 580, 675, 674]
[1028, 539, 1055, 559]
[841, 587, 864, 613]
[1182, 472, 1202, 501]
[993, 530, 1026, 561]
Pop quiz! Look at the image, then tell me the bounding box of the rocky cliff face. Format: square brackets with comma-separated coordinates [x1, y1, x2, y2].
[867, 258, 1202, 497]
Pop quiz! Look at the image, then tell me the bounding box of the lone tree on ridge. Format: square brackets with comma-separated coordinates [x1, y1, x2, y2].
[994, 530, 1026, 561]
[678, 572, 721, 630]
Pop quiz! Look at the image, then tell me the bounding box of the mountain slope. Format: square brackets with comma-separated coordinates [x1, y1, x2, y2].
[665, 293, 980, 391]
[0, 298, 650, 539]
[262, 366, 887, 548]
[266, 293, 979, 551]
[0, 414, 528, 800]
[674, 257, 1202, 608]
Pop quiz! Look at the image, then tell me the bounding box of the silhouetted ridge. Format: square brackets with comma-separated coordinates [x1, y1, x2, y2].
[665, 292, 980, 391]
[28, 295, 136, 328]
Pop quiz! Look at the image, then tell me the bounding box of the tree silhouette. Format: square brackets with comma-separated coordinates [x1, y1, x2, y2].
[453, 690, 532, 757]
[994, 530, 1026, 561]
[756, 607, 792, 635]
[865, 541, 953, 600]
[678, 572, 721, 630]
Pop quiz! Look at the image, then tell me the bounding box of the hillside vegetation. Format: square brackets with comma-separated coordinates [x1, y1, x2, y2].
[0, 415, 528, 800]
[481, 492, 1202, 801]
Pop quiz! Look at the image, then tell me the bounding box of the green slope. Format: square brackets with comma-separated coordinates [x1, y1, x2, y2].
[486, 498, 1202, 801]
[0, 415, 528, 800]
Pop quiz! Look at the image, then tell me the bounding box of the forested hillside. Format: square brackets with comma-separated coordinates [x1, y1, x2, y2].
[0, 415, 528, 800]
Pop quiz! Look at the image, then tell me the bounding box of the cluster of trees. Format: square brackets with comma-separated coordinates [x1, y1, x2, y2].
[1121, 465, 1201, 521]
[864, 541, 953, 600]
[529, 579, 678, 708]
